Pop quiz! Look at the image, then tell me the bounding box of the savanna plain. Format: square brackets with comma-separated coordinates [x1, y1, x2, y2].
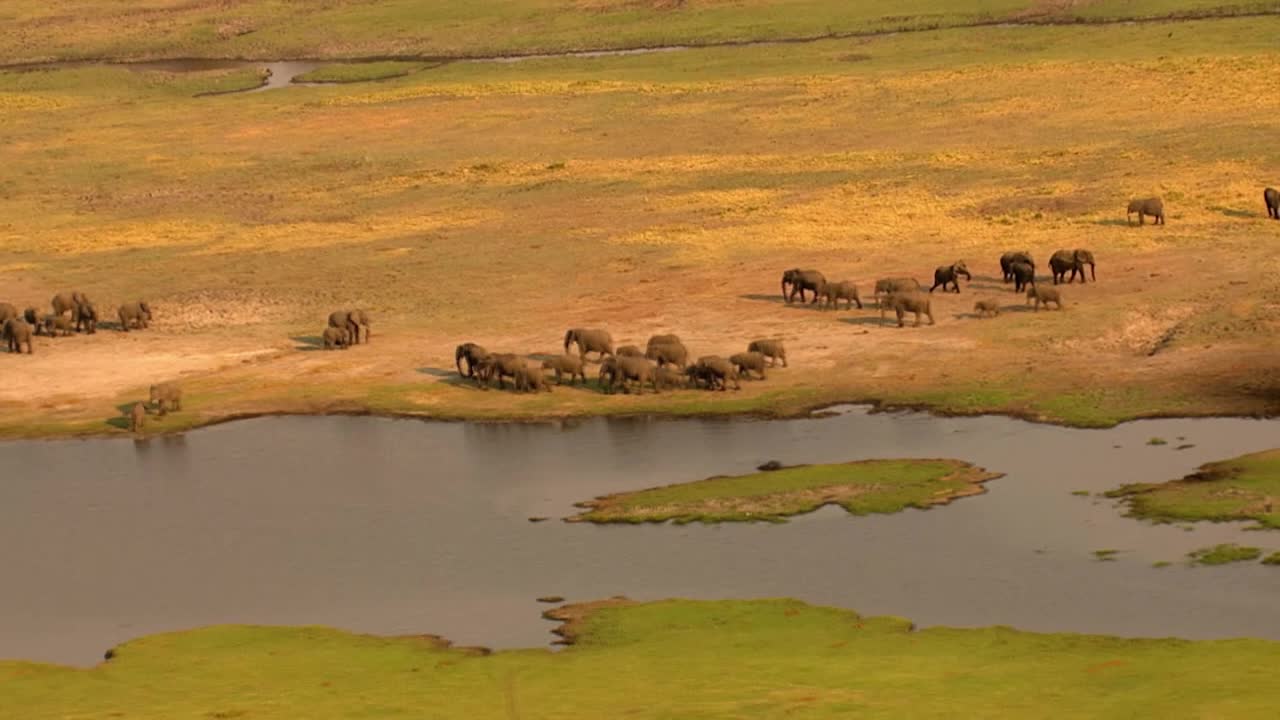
[3, 1, 1280, 717]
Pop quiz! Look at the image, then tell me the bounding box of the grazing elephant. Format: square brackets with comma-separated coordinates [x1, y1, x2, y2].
[455, 343, 490, 377]
[564, 328, 614, 361]
[1049, 249, 1096, 284]
[880, 292, 935, 328]
[930, 261, 971, 293]
[514, 362, 552, 393]
[1009, 261, 1035, 292]
[476, 353, 524, 390]
[74, 301, 98, 334]
[322, 326, 351, 349]
[654, 365, 687, 391]
[542, 354, 586, 385]
[1026, 285, 1063, 311]
[128, 402, 147, 433]
[687, 356, 741, 391]
[999, 251, 1034, 283]
[874, 277, 921, 307]
[747, 339, 787, 367]
[118, 301, 152, 331]
[1127, 197, 1164, 225]
[0, 303, 17, 324]
[729, 351, 767, 380]
[1266, 187, 1279, 219]
[782, 269, 826, 304]
[3, 318, 34, 354]
[608, 356, 660, 394]
[821, 280, 862, 310]
[41, 314, 74, 337]
[328, 311, 362, 346]
[149, 383, 183, 414]
[615, 345, 644, 358]
[973, 300, 1001, 318]
[646, 334, 682, 351]
[645, 341, 688, 369]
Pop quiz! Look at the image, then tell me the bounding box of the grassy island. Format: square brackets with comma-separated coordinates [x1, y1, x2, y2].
[1106, 449, 1280, 529]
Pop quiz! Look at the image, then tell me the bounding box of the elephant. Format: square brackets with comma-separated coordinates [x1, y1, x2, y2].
[880, 292, 935, 328]
[51, 292, 89, 318]
[747, 339, 787, 367]
[322, 326, 351, 349]
[1266, 187, 1279, 219]
[729, 351, 767, 380]
[654, 365, 687, 391]
[41, 314, 74, 337]
[821, 280, 862, 310]
[782, 269, 827, 304]
[874, 277, 921, 307]
[514, 362, 552, 393]
[607, 356, 660, 394]
[128, 402, 147, 433]
[0, 303, 17, 324]
[1127, 197, 1165, 225]
[149, 383, 183, 414]
[687, 356, 741, 391]
[645, 341, 688, 369]
[476, 353, 525, 390]
[118, 301, 152, 331]
[455, 343, 490, 378]
[542, 354, 587, 385]
[1026, 285, 1063, 311]
[973, 300, 1001, 318]
[646, 334, 682, 352]
[598, 356, 619, 390]
[930, 261, 971, 293]
[1049, 249, 1096, 284]
[564, 328, 614, 361]
[328, 311, 362, 346]
[74, 301, 98, 334]
[615, 345, 644, 358]
[999, 251, 1034, 283]
[1009, 261, 1035, 292]
[22, 307, 38, 328]
[348, 309, 371, 344]
[3, 318, 34, 354]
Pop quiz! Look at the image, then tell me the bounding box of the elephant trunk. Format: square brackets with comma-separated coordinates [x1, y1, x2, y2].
[455, 347, 466, 376]
[780, 277, 789, 301]
[563, 329, 575, 353]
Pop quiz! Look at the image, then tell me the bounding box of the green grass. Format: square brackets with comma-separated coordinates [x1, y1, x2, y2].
[1093, 549, 1120, 561]
[1187, 543, 1263, 566]
[1106, 449, 1280, 529]
[293, 62, 430, 84]
[4, 598, 1280, 718]
[1152, 560, 1173, 568]
[1263, 552, 1280, 565]
[568, 459, 1001, 523]
[1147, 437, 1169, 446]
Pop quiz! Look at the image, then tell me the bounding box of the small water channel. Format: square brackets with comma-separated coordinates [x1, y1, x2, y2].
[1, 408, 1278, 666]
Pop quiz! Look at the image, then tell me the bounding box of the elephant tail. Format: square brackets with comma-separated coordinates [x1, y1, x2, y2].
[563, 329, 576, 353]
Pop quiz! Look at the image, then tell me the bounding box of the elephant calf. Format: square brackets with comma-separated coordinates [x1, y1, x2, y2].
[41, 314, 74, 337]
[149, 383, 182, 414]
[3, 318, 34, 354]
[128, 402, 147, 433]
[973, 300, 1000, 318]
[1026, 286, 1063, 311]
[747, 339, 787, 367]
[821, 280, 862, 310]
[322, 326, 351, 349]
[930, 261, 971, 293]
[1265, 187, 1279, 219]
[118, 301, 152, 331]
[729, 351, 767, 380]
[880, 292, 935, 328]
[514, 363, 552, 393]
[1127, 197, 1164, 225]
[542, 354, 586, 385]
[74, 301, 98, 334]
[687, 356, 741, 391]
[1009, 261, 1035, 292]
[645, 341, 688, 369]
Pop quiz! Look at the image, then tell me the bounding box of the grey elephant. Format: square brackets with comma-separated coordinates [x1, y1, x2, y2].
[687, 356, 741, 391]
[609, 356, 660, 394]
[3, 318, 34, 354]
[514, 362, 552, 393]
[999, 251, 1034, 283]
[729, 351, 767, 380]
[880, 292, 935, 328]
[1127, 197, 1165, 225]
[782, 269, 827, 304]
[973, 300, 1000, 318]
[1009, 261, 1035, 292]
[1266, 187, 1279, 219]
[0, 303, 17, 324]
[322, 326, 351, 349]
[41, 314, 74, 337]
[645, 340, 688, 369]
[646, 334, 682, 351]
[118, 301, 152, 331]
[22, 307, 39, 329]
[542, 354, 586, 385]
[874, 277, 921, 307]
[348, 309, 371, 343]
[564, 328, 614, 360]
[747, 339, 787, 367]
[821, 280, 862, 310]
[1026, 285, 1063, 311]
[930, 261, 971, 293]
[1049, 249, 1096, 284]
[476, 353, 525, 390]
[654, 365, 687, 391]
[128, 402, 147, 433]
[598, 356, 619, 390]
[74, 300, 98, 334]
[455, 343, 490, 378]
[615, 345, 644, 358]
[328, 311, 362, 346]
[149, 383, 182, 414]
[51, 292, 90, 318]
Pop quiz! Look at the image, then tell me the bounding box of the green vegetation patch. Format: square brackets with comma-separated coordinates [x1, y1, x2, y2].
[1187, 543, 1263, 566]
[1106, 449, 1280, 529]
[1262, 552, 1280, 566]
[568, 459, 1002, 524]
[293, 62, 430, 84]
[6, 598, 1280, 718]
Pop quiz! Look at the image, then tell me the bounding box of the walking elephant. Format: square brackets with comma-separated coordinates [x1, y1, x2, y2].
[1266, 187, 1279, 219]
[1049, 249, 1096, 284]
[0, 303, 17, 324]
[149, 383, 183, 414]
[930, 261, 971, 293]
[476, 353, 525, 390]
[782, 269, 826, 304]
[75, 301, 99, 334]
[821, 280, 862, 310]
[999, 252, 1034, 283]
[880, 292, 935, 328]
[874, 278, 921, 307]
[645, 341, 688, 369]
[747, 339, 787, 367]
[118, 301, 152, 331]
[1027, 285, 1064, 311]
[455, 343, 490, 377]
[1009, 261, 1035, 292]
[564, 328, 614, 360]
[686, 356, 741, 391]
[729, 351, 767, 380]
[542, 354, 587, 385]
[3, 318, 34, 354]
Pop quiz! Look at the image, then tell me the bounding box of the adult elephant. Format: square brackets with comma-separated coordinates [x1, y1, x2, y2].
[476, 353, 525, 390]
[609, 356, 660, 395]
[873, 277, 921, 307]
[1049, 249, 1096, 284]
[3, 318, 34, 354]
[999, 251, 1033, 283]
[687, 356, 741, 391]
[349, 309, 371, 343]
[930, 261, 971, 293]
[328, 311, 362, 346]
[1126, 197, 1165, 225]
[0, 303, 17, 324]
[1265, 187, 1279, 219]
[880, 292, 935, 328]
[455, 343, 490, 378]
[1009, 261, 1035, 292]
[564, 328, 613, 361]
[781, 269, 826, 304]
[645, 340, 688, 369]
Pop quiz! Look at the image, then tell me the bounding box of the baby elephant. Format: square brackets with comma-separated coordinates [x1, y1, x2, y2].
[729, 351, 768, 380]
[1026, 286, 1063, 311]
[687, 356, 741, 391]
[322, 326, 351, 349]
[149, 383, 183, 415]
[747, 339, 787, 367]
[3, 318, 34, 354]
[41, 314, 74, 337]
[514, 362, 552, 393]
[542, 354, 586, 385]
[821, 281, 862, 310]
[118, 301, 152, 331]
[973, 300, 1001, 318]
[128, 402, 147, 433]
[654, 365, 687, 391]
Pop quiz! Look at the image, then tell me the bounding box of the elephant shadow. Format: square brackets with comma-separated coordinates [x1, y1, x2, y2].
[1209, 205, 1253, 219]
[416, 367, 455, 378]
[840, 315, 894, 327]
[1091, 218, 1129, 227]
[417, 368, 491, 390]
[291, 335, 324, 351]
[739, 293, 826, 310]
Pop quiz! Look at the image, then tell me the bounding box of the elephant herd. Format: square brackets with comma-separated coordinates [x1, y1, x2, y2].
[455, 332, 788, 394]
[320, 309, 372, 349]
[1, 292, 154, 355]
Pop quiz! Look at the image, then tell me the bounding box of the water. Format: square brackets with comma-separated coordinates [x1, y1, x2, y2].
[1, 408, 1277, 666]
